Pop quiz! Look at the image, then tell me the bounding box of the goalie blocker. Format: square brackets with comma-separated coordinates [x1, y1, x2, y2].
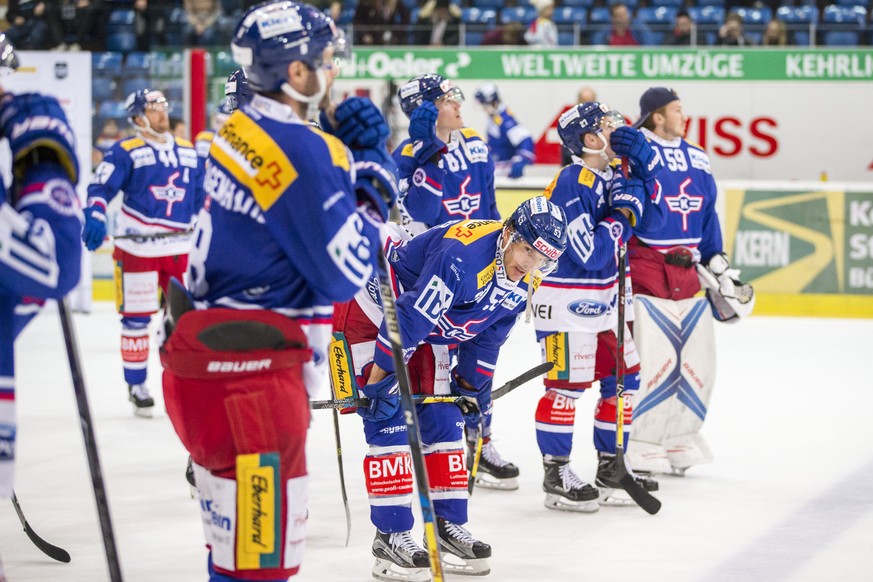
[161, 308, 313, 580]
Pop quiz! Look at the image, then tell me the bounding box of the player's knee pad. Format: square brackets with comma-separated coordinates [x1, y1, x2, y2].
[161, 308, 313, 580]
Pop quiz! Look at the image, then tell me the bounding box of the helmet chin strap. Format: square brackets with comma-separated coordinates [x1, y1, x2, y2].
[281, 68, 327, 121]
[581, 131, 610, 161]
[134, 116, 169, 141]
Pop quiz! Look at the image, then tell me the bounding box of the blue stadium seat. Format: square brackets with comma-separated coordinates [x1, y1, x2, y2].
[695, 0, 725, 7]
[92, 79, 116, 102]
[553, 6, 587, 25]
[822, 4, 867, 45]
[164, 7, 188, 47]
[687, 5, 724, 45]
[635, 6, 677, 45]
[96, 100, 129, 122]
[163, 81, 184, 103]
[106, 32, 137, 53]
[589, 6, 611, 24]
[124, 52, 151, 77]
[462, 7, 498, 27]
[608, 0, 638, 11]
[776, 6, 818, 45]
[121, 77, 151, 97]
[473, 0, 503, 10]
[499, 6, 537, 25]
[651, 0, 683, 7]
[92, 52, 123, 78]
[561, 0, 593, 8]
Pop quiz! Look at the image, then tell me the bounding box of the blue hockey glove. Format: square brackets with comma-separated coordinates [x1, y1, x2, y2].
[610, 174, 646, 227]
[408, 101, 444, 163]
[353, 148, 398, 223]
[610, 126, 662, 182]
[508, 157, 528, 179]
[357, 368, 400, 422]
[451, 372, 492, 427]
[82, 205, 107, 251]
[332, 97, 390, 150]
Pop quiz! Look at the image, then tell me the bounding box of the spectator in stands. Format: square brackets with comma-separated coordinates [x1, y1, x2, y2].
[133, 0, 176, 51]
[761, 17, 788, 46]
[667, 10, 693, 46]
[310, 0, 342, 21]
[47, 0, 105, 51]
[481, 21, 527, 46]
[93, 118, 124, 166]
[170, 118, 188, 140]
[413, 0, 461, 46]
[524, 0, 558, 47]
[5, 0, 52, 50]
[184, 0, 223, 46]
[603, 2, 645, 46]
[354, 0, 411, 46]
[718, 11, 754, 45]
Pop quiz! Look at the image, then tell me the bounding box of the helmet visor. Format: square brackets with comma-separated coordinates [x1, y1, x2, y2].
[436, 85, 465, 106]
[507, 230, 559, 275]
[597, 110, 626, 132]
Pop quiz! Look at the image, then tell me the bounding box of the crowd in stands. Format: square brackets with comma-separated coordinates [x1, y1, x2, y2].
[0, 0, 870, 51]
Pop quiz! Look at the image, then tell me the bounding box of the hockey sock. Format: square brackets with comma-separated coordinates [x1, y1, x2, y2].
[535, 389, 580, 458]
[121, 315, 150, 386]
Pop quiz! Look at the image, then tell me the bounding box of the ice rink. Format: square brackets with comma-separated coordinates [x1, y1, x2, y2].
[2, 301, 872, 581]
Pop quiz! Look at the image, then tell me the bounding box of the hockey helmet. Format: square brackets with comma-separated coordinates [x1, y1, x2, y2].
[125, 89, 170, 123]
[0, 34, 20, 77]
[506, 196, 568, 273]
[474, 83, 500, 107]
[224, 68, 253, 112]
[398, 74, 464, 118]
[231, 1, 345, 94]
[557, 101, 625, 157]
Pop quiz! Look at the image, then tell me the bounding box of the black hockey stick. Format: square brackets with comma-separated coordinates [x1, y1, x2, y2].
[310, 362, 554, 410]
[11, 490, 71, 563]
[59, 298, 125, 580]
[331, 409, 352, 547]
[373, 248, 444, 582]
[615, 222, 661, 515]
[112, 230, 193, 241]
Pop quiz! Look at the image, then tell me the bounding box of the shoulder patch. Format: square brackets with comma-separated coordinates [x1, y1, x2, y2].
[578, 167, 596, 188]
[120, 137, 146, 152]
[307, 126, 351, 172]
[195, 130, 214, 143]
[685, 139, 706, 152]
[477, 261, 495, 288]
[460, 127, 483, 140]
[174, 136, 194, 148]
[443, 220, 502, 245]
[401, 143, 415, 158]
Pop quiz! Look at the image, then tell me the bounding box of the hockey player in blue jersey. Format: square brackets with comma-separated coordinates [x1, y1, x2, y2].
[474, 82, 536, 179]
[82, 88, 205, 417]
[159, 2, 397, 581]
[195, 68, 253, 160]
[393, 73, 499, 235]
[532, 101, 666, 512]
[0, 35, 82, 573]
[334, 196, 567, 580]
[626, 87, 754, 476]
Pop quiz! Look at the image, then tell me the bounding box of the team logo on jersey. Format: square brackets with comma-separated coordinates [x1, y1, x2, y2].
[567, 299, 608, 317]
[664, 177, 703, 231]
[414, 274, 454, 324]
[150, 171, 187, 216]
[442, 175, 481, 217]
[436, 314, 486, 341]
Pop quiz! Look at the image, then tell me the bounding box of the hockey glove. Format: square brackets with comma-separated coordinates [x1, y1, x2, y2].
[697, 253, 755, 322]
[451, 371, 492, 426]
[331, 97, 390, 150]
[610, 126, 662, 182]
[508, 156, 528, 179]
[353, 148, 399, 223]
[82, 205, 107, 251]
[408, 101, 445, 164]
[609, 173, 646, 227]
[357, 368, 401, 422]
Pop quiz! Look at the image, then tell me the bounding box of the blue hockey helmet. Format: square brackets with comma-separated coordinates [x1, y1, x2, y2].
[231, 1, 344, 94]
[398, 73, 464, 118]
[474, 82, 500, 107]
[506, 196, 568, 272]
[557, 101, 625, 157]
[125, 89, 170, 123]
[0, 34, 20, 77]
[224, 68, 253, 112]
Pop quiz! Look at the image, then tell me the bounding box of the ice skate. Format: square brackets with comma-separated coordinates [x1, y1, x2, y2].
[371, 530, 430, 582]
[425, 518, 491, 576]
[128, 384, 154, 418]
[472, 440, 519, 491]
[595, 452, 659, 506]
[542, 456, 600, 513]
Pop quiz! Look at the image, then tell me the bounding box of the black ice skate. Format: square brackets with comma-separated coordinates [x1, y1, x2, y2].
[371, 530, 430, 582]
[472, 440, 520, 491]
[425, 517, 491, 576]
[595, 452, 659, 506]
[542, 455, 600, 513]
[128, 384, 154, 418]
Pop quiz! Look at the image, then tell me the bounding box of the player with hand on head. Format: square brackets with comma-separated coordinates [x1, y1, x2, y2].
[82, 86, 205, 418]
[474, 82, 536, 180]
[195, 68, 253, 160]
[532, 101, 666, 512]
[0, 35, 82, 576]
[334, 196, 567, 581]
[159, 2, 396, 580]
[626, 87, 754, 476]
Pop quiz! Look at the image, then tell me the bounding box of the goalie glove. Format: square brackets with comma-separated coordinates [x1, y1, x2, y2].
[697, 253, 755, 322]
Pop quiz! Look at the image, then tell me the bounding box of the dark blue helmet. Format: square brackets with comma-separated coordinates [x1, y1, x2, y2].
[231, 1, 342, 94]
[474, 83, 499, 107]
[0, 34, 20, 76]
[224, 68, 253, 112]
[398, 74, 464, 118]
[557, 101, 625, 157]
[125, 89, 170, 123]
[507, 196, 568, 271]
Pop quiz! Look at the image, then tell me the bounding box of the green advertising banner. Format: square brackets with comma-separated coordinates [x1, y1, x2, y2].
[343, 48, 873, 82]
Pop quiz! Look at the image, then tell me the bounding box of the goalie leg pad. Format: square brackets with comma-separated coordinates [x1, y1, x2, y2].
[161, 308, 313, 579]
[664, 432, 714, 473]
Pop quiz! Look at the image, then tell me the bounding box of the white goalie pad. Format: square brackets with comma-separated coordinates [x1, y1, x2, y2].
[628, 295, 716, 473]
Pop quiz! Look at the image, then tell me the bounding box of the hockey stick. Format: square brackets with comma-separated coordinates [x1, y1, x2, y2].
[373, 247, 444, 582]
[58, 298, 125, 580]
[11, 490, 71, 563]
[310, 362, 554, 410]
[466, 420, 484, 495]
[331, 409, 352, 547]
[615, 159, 661, 515]
[112, 230, 193, 241]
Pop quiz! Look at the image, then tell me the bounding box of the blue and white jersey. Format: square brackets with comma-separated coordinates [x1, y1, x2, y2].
[484, 104, 535, 172]
[394, 128, 498, 234]
[87, 133, 205, 257]
[368, 219, 536, 393]
[635, 129, 722, 262]
[188, 94, 381, 389]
